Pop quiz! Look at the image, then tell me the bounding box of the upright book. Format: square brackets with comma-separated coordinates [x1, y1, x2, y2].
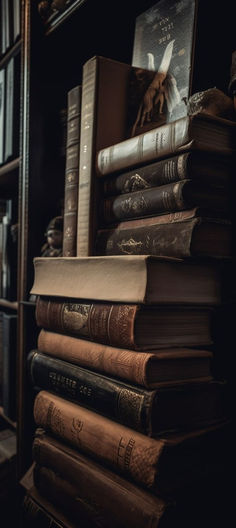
[76, 54, 197, 256]
[63, 85, 82, 257]
[30, 255, 222, 305]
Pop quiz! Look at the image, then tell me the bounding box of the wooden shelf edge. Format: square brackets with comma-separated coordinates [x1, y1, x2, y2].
[0, 299, 18, 310]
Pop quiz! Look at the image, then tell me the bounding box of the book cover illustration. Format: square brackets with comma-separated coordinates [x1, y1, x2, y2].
[131, 0, 196, 134]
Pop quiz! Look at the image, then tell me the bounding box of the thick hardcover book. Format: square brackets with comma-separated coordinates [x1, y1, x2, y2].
[96, 113, 236, 177]
[95, 214, 232, 258]
[28, 350, 222, 435]
[63, 85, 82, 257]
[37, 328, 213, 388]
[103, 152, 232, 197]
[2, 312, 17, 421]
[33, 391, 230, 493]
[76, 55, 180, 256]
[32, 432, 172, 528]
[101, 179, 229, 224]
[31, 255, 222, 305]
[35, 296, 214, 349]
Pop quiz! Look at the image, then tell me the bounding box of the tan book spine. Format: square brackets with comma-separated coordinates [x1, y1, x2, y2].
[33, 391, 165, 489]
[36, 297, 138, 348]
[76, 58, 97, 256]
[38, 329, 152, 387]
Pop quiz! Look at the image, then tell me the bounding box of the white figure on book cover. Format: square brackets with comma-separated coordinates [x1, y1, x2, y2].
[131, 39, 182, 136]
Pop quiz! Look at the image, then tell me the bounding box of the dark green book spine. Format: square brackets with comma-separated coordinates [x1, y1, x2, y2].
[28, 350, 155, 435]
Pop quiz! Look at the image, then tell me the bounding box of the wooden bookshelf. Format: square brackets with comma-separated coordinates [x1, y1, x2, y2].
[0, 0, 233, 525]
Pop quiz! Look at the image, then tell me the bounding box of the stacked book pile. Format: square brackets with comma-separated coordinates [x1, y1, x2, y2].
[26, 253, 232, 528]
[94, 113, 235, 260]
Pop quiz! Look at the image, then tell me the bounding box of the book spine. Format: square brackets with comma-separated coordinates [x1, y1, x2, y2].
[103, 153, 189, 196]
[33, 465, 96, 528]
[96, 116, 191, 176]
[28, 350, 155, 434]
[37, 329, 153, 388]
[95, 217, 197, 257]
[36, 297, 138, 348]
[33, 390, 165, 489]
[62, 86, 81, 257]
[76, 57, 97, 256]
[22, 493, 67, 528]
[32, 433, 169, 528]
[102, 180, 190, 223]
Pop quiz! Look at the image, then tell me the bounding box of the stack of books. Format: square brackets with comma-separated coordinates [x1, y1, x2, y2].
[26, 254, 232, 527]
[94, 113, 235, 259]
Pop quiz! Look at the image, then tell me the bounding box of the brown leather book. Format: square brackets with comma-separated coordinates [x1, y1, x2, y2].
[33, 390, 229, 493]
[28, 349, 224, 435]
[95, 215, 232, 259]
[37, 329, 213, 388]
[77, 55, 166, 256]
[35, 296, 214, 349]
[32, 431, 171, 528]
